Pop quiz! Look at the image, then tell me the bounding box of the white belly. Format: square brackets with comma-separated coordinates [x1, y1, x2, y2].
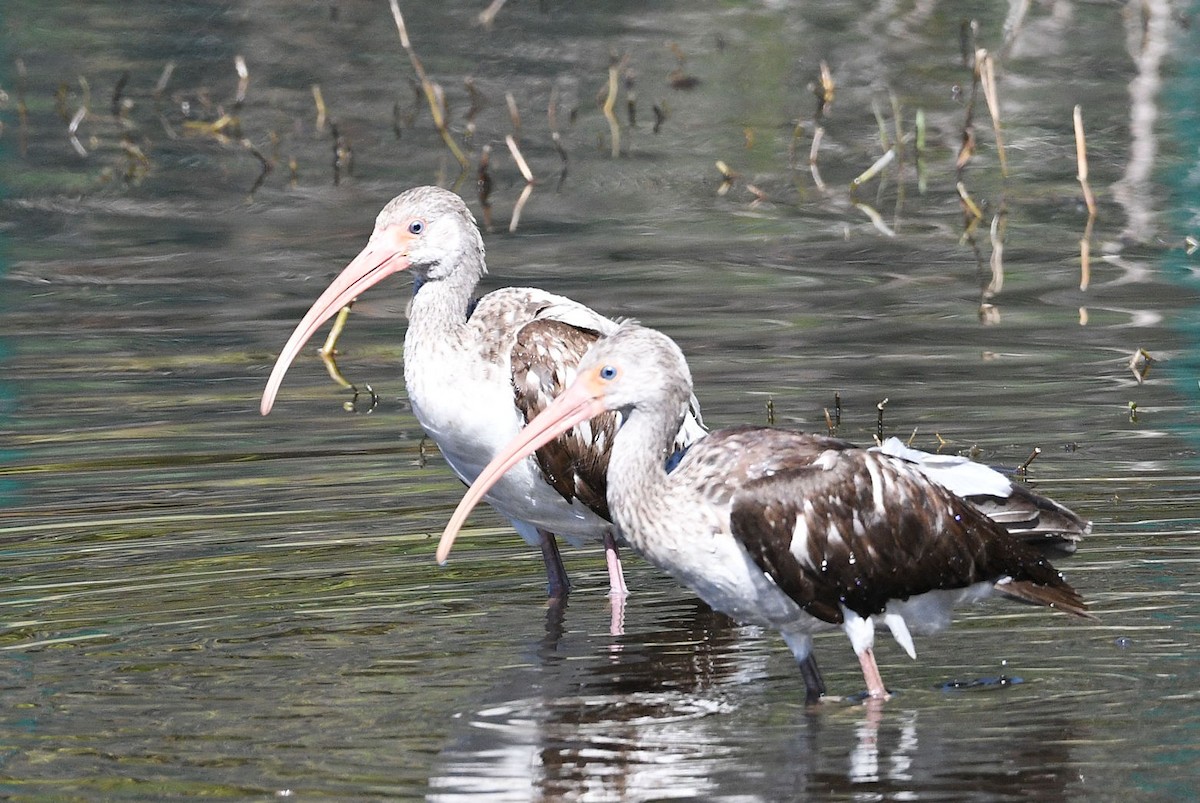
[408, 370, 611, 546]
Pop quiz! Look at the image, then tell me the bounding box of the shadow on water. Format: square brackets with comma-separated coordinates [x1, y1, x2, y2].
[0, 0, 1199, 798]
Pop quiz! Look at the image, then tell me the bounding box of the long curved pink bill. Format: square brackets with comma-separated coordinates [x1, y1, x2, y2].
[260, 234, 410, 416]
[436, 381, 607, 565]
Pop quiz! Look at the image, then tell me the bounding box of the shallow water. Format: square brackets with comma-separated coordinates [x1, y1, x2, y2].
[2, 1, 1199, 799]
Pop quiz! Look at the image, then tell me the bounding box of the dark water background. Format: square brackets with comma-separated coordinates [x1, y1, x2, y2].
[2, 1, 1199, 799]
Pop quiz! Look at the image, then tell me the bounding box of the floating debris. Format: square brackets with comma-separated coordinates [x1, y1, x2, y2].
[1128, 348, 1155, 384]
[940, 675, 1022, 691]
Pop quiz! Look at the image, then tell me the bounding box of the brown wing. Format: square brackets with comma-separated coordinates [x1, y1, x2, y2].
[728, 446, 1090, 623]
[510, 318, 618, 520]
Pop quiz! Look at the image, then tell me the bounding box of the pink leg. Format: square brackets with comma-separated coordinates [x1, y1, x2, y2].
[603, 531, 629, 597]
[857, 647, 891, 700]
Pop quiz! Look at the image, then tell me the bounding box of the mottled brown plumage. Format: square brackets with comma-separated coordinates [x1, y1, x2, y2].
[511, 318, 617, 520]
[441, 323, 1094, 702]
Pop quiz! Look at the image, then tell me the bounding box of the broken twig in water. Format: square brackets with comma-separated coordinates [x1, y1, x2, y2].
[809, 126, 826, 191]
[510, 182, 533, 233]
[505, 91, 521, 140]
[478, 143, 494, 231]
[152, 61, 175, 103]
[823, 392, 841, 436]
[387, 0, 469, 170]
[814, 60, 834, 118]
[68, 106, 88, 157]
[548, 86, 569, 186]
[875, 397, 889, 445]
[111, 71, 130, 120]
[986, 211, 1006, 297]
[1016, 447, 1041, 476]
[506, 133, 534, 184]
[915, 108, 927, 194]
[331, 123, 352, 184]
[1074, 104, 1097, 291]
[854, 202, 896, 237]
[715, 160, 738, 196]
[478, 0, 507, 27]
[851, 148, 895, 191]
[234, 55, 249, 110]
[312, 84, 327, 131]
[976, 49, 1007, 177]
[957, 181, 983, 220]
[602, 54, 624, 158]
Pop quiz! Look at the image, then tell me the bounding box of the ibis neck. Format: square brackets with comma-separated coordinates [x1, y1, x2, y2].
[605, 403, 686, 549]
[404, 260, 481, 346]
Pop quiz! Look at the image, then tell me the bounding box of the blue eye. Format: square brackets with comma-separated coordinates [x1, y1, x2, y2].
[408, 220, 425, 235]
[599, 365, 618, 380]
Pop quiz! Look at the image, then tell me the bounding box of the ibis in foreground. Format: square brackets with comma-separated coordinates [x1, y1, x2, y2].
[438, 323, 1094, 702]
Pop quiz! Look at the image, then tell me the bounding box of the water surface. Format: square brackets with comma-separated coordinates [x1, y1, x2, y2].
[2, 1, 1199, 799]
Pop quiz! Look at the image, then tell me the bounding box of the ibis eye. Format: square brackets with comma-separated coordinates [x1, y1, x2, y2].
[408, 220, 425, 235]
[599, 365, 618, 381]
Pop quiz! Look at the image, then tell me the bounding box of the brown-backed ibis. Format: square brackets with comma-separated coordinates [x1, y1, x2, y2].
[438, 323, 1095, 702]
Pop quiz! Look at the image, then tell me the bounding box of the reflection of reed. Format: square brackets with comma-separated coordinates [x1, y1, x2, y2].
[1112, 0, 1171, 245]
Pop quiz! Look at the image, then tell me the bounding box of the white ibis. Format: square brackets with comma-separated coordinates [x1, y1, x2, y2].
[260, 186, 705, 601]
[438, 323, 1095, 702]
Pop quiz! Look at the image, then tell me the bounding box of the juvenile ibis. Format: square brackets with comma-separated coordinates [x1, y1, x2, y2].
[438, 323, 1094, 702]
[260, 186, 705, 601]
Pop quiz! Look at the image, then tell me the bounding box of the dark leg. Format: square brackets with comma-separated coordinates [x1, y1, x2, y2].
[799, 652, 827, 704]
[538, 528, 571, 599]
